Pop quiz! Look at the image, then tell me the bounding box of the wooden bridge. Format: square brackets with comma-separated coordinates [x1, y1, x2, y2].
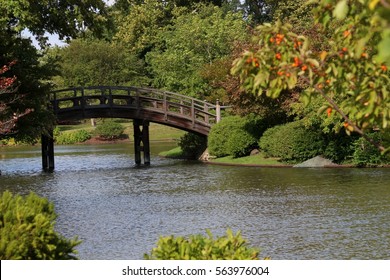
[42, 86, 223, 171]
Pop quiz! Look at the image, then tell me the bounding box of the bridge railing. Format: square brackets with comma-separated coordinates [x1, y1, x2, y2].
[49, 86, 222, 127]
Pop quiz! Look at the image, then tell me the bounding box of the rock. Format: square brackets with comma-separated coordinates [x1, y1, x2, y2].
[250, 149, 260, 156]
[293, 155, 338, 168]
[198, 148, 210, 161]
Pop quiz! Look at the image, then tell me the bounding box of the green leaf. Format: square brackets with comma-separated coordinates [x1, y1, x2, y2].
[333, 0, 349, 19]
[377, 36, 390, 64]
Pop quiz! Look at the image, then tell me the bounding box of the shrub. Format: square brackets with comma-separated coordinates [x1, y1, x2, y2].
[0, 191, 80, 259]
[226, 129, 258, 158]
[322, 131, 357, 163]
[144, 229, 262, 260]
[208, 115, 265, 158]
[94, 120, 125, 140]
[352, 132, 390, 167]
[178, 133, 207, 159]
[259, 121, 326, 163]
[55, 129, 91, 144]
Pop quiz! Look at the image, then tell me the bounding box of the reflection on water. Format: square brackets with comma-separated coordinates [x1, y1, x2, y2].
[1, 143, 390, 259]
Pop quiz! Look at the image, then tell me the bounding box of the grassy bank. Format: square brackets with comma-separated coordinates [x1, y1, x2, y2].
[58, 119, 185, 142]
[210, 153, 287, 166]
[159, 146, 289, 166]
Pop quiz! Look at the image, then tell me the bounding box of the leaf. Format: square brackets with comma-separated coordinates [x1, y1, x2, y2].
[377, 36, 390, 64]
[333, 0, 349, 20]
[306, 58, 320, 68]
[320, 51, 328, 61]
[369, 0, 380, 10]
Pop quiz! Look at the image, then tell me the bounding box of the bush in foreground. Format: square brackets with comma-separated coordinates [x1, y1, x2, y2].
[0, 191, 80, 259]
[144, 229, 262, 260]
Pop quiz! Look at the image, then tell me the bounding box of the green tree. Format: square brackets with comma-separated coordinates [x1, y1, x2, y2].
[0, 0, 109, 139]
[232, 0, 390, 152]
[58, 39, 149, 87]
[0, 32, 55, 141]
[0, 0, 107, 46]
[146, 3, 248, 99]
[114, 0, 172, 57]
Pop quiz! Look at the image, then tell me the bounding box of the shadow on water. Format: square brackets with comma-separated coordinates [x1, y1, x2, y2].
[1, 143, 390, 259]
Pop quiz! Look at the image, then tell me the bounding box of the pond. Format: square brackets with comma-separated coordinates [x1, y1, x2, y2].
[1, 143, 389, 259]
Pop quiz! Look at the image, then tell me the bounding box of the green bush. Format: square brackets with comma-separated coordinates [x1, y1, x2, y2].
[322, 131, 357, 163]
[226, 130, 258, 158]
[0, 191, 80, 259]
[178, 133, 207, 159]
[144, 229, 262, 260]
[55, 129, 91, 144]
[352, 132, 390, 167]
[259, 121, 326, 163]
[94, 120, 125, 140]
[208, 115, 265, 158]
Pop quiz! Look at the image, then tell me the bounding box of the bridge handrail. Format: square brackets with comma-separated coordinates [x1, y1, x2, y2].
[49, 86, 224, 127]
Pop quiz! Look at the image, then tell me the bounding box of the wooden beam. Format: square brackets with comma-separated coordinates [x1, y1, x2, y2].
[133, 119, 150, 165]
[41, 131, 54, 172]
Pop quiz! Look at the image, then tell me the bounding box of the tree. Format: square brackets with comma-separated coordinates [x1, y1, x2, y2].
[0, 1, 108, 139]
[145, 3, 248, 99]
[57, 39, 149, 87]
[0, 31, 55, 141]
[232, 0, 390, 152]
[0, 62, 31, 136]
[0, 0, 107, 46]
[114, 0, 172, 57]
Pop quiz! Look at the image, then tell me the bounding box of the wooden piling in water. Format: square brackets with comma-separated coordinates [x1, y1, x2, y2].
[41, 131, 54, 172]
[133, 119, 150, 166]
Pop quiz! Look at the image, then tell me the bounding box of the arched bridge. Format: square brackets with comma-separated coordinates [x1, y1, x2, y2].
[42, 86, 224, 171]
[50, 86, 221, 136]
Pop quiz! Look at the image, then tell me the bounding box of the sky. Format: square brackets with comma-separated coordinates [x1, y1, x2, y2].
[22, 0, 115, 48]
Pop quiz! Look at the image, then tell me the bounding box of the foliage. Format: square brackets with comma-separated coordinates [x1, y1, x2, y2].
[226, 128, 258, 158]
[352, 131, 390, 167]
[259, 121, 326, 163]
[178, 132, 208, 159]
[94, 120, 125, 140]
[0, 191, 80, 260]
[322, 130, 357, 163]
[145, 3, 248, 99]
[57, 39, 149, 87]
[231, 0, 390, 153]
[114, 0, 172, 56]
[55, 129, 91, 145]
[144, 229, 261, 260]
[0, 62, 31, 136]
[0, 32, 55, 142]
[0, 0, 107, 46]
[208, 115, 265, 158]
[1, 0, 109, 141]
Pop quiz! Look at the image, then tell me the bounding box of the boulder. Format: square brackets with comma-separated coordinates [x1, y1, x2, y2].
[293, 155, 338, 168]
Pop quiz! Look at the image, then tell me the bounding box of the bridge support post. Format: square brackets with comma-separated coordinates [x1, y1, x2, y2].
[216, 99, 221, 123]
[133, 119, 150, 166]
[41, 131, 54, 172]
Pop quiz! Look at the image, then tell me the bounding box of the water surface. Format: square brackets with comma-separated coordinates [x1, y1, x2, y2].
[1, 143, 389, 259]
